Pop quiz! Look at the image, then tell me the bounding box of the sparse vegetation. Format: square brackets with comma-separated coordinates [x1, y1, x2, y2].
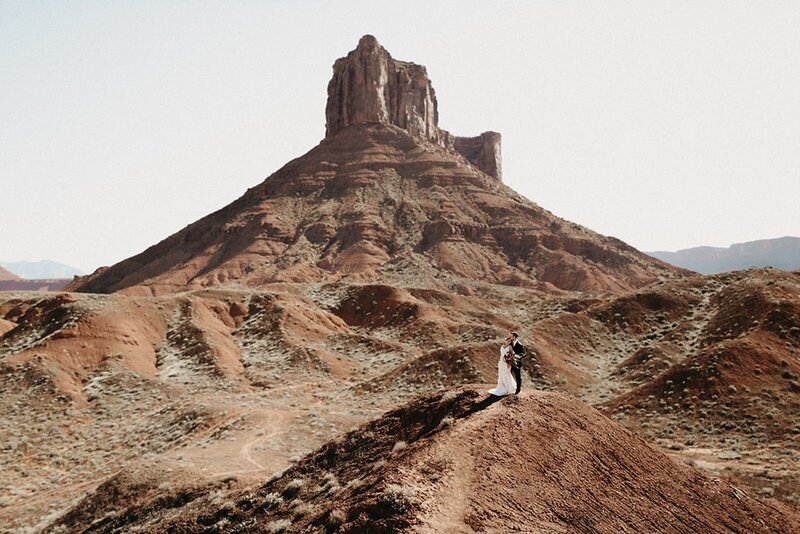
[319, 472, 340, 493]
[345, 477, 363, 489]
[371, 459, 387, 471]
[381, 484, 417, 513]
[327, 508, 347, 526]
[263, 492, 283, 507]
[391, 440, 407, 453]
[292, 502, 314, 518]
[441, 390, 460, 402]
[267, 518, 292, 533]
[1, 259, 798, 532]
[282, 478, 304, 498]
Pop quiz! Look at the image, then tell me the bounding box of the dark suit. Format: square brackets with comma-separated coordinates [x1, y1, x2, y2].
[510, 340, 525, 394]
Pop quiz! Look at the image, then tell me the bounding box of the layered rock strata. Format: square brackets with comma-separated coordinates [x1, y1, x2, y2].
[70, 36, 686, 295]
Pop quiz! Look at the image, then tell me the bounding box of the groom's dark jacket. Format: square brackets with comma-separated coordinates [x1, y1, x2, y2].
[511, 340, 526, 368]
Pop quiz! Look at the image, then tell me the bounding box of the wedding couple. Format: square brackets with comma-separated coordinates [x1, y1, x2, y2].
[488, 331, 526, 396]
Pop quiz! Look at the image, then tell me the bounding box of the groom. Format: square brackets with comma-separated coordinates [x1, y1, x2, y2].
[509, 331, 526, 394]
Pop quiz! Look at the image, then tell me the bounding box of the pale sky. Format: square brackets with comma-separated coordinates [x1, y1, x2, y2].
[2, 1, 798, 273]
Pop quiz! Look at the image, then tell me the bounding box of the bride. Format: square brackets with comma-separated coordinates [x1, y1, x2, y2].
[488, 336, 517, 396]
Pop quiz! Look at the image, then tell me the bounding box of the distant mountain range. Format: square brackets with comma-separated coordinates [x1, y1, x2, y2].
[0, 260, 84, 280]
[648, 236, 800, 274]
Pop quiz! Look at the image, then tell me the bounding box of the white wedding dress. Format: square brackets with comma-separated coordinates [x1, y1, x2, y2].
[488, 345, 517, 396]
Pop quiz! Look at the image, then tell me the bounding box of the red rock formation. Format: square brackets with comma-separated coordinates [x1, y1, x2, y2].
[453, 131, 502, 180]
[325, 35, 450, 147]
[325, 35, 502, 180]
[71, 36, 686, 296]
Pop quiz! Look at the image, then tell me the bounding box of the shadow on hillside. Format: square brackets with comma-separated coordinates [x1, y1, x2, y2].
[467, 394, 506, 415]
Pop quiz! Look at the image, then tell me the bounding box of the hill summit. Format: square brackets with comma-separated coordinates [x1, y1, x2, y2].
[46, 389, 799, 533]
[71, 35, 682, 296]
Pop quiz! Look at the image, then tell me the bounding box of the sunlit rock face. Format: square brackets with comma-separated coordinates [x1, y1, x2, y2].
[325, 35, 450, 146]
[324, 35, 502, 180]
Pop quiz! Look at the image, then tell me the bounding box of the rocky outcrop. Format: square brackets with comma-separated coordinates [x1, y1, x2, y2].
[325, 35, 451, 146]
[325, 35, 503, 180]
[454, 131, 502, 180]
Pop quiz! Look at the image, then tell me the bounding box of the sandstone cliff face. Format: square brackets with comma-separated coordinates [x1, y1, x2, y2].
[325, 35, 502, 180]
[325, 35, 450, 147]
[454, 131, 502, 181]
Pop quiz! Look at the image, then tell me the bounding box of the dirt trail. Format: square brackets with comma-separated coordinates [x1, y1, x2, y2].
[41, 388, 800, 532]
[209, 426, 290, 478]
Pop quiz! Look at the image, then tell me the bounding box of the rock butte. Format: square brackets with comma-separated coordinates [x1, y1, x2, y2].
[69, 35, 685, 296]
[326, 34, 502, 180]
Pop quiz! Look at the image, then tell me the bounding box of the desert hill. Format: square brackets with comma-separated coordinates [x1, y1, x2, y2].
[649, 236, 800, 274]
[69, 35, 683, 296]
[44, 389, 799, 533]
[2, 269, 798, 530]
[0, 266, 21, 281]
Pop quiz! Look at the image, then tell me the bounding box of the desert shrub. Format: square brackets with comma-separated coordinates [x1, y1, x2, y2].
[282, 478, 304, 498]
[345, 477, 363, 489]
[264, 492, 283, 507]
[371, 459, 387, 471]
[320, 473, 340, 493]
[267, 518, 292, 533]
[441, 390, 459, 402]
[381, 484, 416, 513]
[391, 441, 407, 453]
[207, 489, 226, 506]
[292, 502, 314, 518]
[328, 508, 347, 526]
